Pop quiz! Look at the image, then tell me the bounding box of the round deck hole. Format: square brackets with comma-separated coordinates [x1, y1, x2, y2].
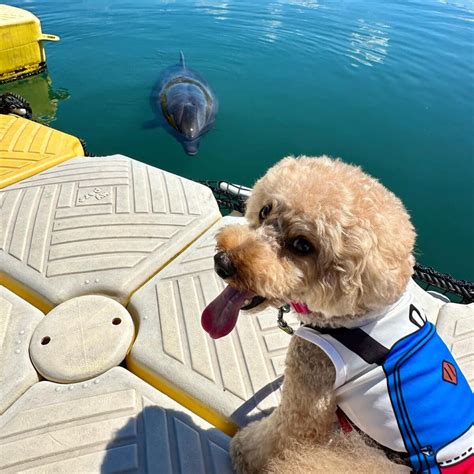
[112, 318, 122, 325]
[41, 336, 51, 345]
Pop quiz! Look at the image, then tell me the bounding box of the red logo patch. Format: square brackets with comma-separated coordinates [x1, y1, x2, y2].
[442, 360, 457, 385]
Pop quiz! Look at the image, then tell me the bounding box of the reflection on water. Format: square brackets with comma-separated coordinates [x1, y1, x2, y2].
[262, 3, 283, 44]
[439, 0, 474, 15]
[0, 71, 70, 125]
[349, 19, 391, 68]
[197, 0, 230, 21]
[283, 0, 321, 9]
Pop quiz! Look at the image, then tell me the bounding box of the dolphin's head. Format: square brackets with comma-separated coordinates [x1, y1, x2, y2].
[178, 102, 202, 140]
[181, 137, 201, 156]
[162, 83, 210, 155]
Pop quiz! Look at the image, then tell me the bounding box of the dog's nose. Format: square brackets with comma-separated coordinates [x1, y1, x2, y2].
[214, 251, 236, 279]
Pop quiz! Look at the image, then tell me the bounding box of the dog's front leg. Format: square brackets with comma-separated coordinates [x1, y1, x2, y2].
[230, 335, 336, 473]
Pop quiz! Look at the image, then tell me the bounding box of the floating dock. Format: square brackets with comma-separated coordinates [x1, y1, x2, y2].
[0, 119, 472, 472]
[0, 115, 84, 189]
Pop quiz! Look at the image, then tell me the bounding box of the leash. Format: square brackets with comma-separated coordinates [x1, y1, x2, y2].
[277, 304, 294, 335]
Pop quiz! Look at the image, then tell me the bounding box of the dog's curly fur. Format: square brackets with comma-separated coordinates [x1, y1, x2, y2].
[216, 156, 416, 473]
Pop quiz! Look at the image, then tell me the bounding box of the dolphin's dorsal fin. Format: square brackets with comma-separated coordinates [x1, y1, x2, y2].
[179, 50, 186, 68]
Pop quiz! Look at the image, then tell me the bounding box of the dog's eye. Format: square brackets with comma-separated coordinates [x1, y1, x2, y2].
[291, 237, 313, 255]
[259, 204, 272, 221]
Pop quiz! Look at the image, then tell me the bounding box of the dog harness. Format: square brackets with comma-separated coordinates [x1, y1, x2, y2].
[295, 280, 474, 474]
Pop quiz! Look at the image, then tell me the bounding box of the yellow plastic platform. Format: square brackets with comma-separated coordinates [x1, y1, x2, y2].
[0, 115, 84, 189]
[0, 5, 59, 83]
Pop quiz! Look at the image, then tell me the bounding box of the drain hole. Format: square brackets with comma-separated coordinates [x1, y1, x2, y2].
[112, 318, 122, 325]
[41, 336, 51, 345]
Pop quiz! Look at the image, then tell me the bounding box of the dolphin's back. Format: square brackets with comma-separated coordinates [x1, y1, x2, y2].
[157, 64, 212, 94]
[155, 65, 216, 120]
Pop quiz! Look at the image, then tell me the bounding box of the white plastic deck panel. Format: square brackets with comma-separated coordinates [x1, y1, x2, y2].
[0, 286, 43, 414]
[0, 367, 233, 474]
[127, 216, 299, 431]
[0, 155, 220, 308]
[436, 302, 474, 388]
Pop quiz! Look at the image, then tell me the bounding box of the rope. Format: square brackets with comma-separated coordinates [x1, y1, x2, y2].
[413, 263, 473, 303]
[78, 137, 92, 157]
[198, 180, 247, 214]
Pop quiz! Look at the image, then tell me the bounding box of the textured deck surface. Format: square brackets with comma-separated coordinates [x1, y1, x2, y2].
[0, 115, 83, 189]
[0, 367, 233, 473]
[436, 303, 474, 388]
[0, 286, 43, 414]
[0, 155, 220, 308]
[410, 281, 445, 325]
[127, 216, 298, 434]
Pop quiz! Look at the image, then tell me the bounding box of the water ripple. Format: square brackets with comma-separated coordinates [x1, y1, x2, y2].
[348, 20, 391, 68]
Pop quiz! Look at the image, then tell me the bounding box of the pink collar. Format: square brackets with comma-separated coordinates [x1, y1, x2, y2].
[290, 301, 311, 314]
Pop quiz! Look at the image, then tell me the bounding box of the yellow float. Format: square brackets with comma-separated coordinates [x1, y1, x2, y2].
[0, 5, 59, 83]
[0, 115, 84, 189]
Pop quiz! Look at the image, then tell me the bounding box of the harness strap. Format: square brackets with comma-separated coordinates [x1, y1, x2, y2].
[336, 407, 353, 434]
[311, 325, 390, 365]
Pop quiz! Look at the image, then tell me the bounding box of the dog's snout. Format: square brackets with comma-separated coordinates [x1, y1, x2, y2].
[214, 251, 236, 280]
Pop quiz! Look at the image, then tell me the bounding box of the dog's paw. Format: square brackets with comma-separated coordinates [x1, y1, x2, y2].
[230, 419, 277, 474]
[230, 425, 260, 474]
[230, 432, 253, 474]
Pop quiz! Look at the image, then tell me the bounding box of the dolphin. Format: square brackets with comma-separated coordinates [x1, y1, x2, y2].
[148, 52, 218, 156]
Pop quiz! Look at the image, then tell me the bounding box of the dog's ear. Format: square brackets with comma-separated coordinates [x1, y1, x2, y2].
[326, 216, 415, 314]
[316, 218, 374, 309]
[333, 223, 374, 297]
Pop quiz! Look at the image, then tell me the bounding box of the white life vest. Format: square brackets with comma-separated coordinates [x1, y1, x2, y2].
[295, 280, 473, 473]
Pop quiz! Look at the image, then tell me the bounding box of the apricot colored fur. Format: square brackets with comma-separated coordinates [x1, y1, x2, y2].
[216, 156, 415, 473]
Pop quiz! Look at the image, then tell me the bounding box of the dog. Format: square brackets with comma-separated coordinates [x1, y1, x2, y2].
[202, 156, 473, 473]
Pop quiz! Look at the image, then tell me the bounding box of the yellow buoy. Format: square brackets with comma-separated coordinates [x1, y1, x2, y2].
[0, 5, 59, 84]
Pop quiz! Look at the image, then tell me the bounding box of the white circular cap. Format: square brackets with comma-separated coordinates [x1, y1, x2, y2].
[29, 296, 134, 383]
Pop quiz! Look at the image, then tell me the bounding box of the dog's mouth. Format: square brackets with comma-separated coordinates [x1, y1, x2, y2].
[241, 295, 266, 310]
[201, 286, 266, 339]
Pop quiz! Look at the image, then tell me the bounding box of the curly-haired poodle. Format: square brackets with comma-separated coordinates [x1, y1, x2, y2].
[202, 156, 473, 474]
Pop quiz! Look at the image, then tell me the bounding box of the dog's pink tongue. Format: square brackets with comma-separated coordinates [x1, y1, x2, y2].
[201, 286, 254, 339]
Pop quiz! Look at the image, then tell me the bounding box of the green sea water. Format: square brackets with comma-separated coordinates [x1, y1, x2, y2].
[3, 0, 474, 280]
